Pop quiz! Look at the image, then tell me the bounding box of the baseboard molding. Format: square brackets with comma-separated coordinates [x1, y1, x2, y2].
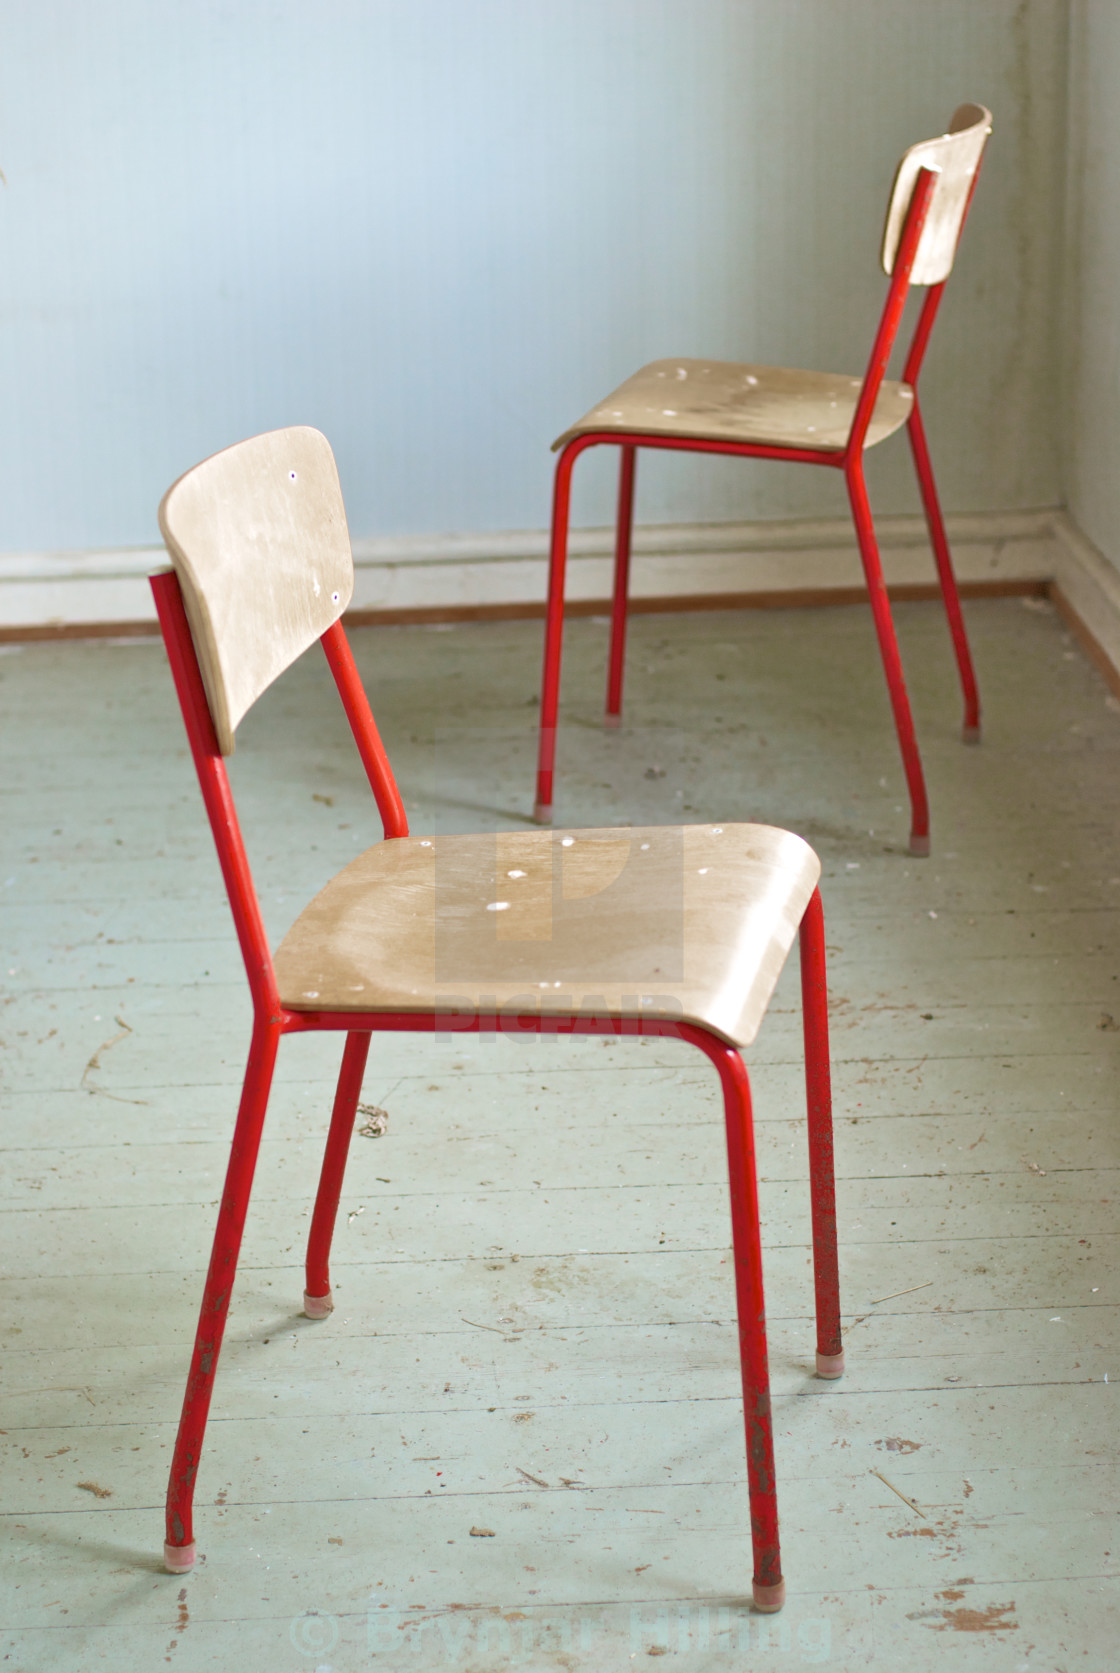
[7, 505, 1120, 698]
[0, 507, 1061, 641]
[339, 575, 1048, 630]
[7, 505, 1120, 703]
[1049, 510, 1120, 701]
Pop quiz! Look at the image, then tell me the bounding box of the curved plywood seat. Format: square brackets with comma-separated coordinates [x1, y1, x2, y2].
[553, 358, 914, 454]
[274, 822, 820, 1049]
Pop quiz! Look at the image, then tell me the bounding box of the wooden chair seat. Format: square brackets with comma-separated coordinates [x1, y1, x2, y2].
[275, 823, 819, 1046]
[554, 357, 914, 455]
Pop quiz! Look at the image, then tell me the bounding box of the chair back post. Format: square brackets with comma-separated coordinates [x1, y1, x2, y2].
[151, 570, 282, 1021]
[319, 621, 409, 840]
[844, 165, 937, 460]
[901, 151, 986, 390]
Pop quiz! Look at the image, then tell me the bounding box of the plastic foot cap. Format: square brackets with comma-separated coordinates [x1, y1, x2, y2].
[752, 1578, 786, 1613]
[303, 1289, 333, 1319]
[533, 801, 553, 826]
[816, 1349, 845, 1380]
[164, 1541, 196, 1573]
[962, 723, 981, 745]
[909, 832, 931, 857]
[603, 711, 622, 729]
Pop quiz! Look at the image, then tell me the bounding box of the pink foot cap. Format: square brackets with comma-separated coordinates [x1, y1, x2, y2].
[303, 1289, 333, 1319]
[752, 1578, 786, 1613]
[603, 712, 622, 729]
[533, 801, 553, 826]
[164, 1540, 196, 1574]
[816, 1349, 845, 1379]
[909, 832, 931, 857]
[962, 723, 981, 745]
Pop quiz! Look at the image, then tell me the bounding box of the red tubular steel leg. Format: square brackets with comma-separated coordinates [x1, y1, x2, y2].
[906, 401, 981, 742]
[605, 445, 637, 726]
[534, 442, 583, 824]
[164, 1018, 281, 1572]
[707, 1040, 784, 1612]
[798, 888, 843, 1378]
[319, 626, 409, 836]
[304, 1030, 372, 1317]
[845, 459, 931, 856]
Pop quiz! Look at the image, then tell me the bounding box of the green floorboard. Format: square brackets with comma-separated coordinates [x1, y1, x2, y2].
[2, 597, 1118, 1670]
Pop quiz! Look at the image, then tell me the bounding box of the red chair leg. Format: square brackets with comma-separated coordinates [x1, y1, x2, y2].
[798, 888, 843, 1378]
[906, 399, 981, 742]
[845, 457, 931, 856]
[707, 1038, 784, 1612]
[605, 445, 637, 726]
[304, 1030, 372, 1317]
[534, 441, 582, 824]
[164, 1019, 281, 1572]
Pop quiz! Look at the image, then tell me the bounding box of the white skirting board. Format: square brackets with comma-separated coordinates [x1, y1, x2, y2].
[0, 507, 1059, 622]
[348, 509, 1060, 613]
[1, 507, 1117, 684]
[1048, 513, 1120, 691]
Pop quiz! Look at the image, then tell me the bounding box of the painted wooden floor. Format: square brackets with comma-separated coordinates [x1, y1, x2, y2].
[2, 596, 1118, 1672]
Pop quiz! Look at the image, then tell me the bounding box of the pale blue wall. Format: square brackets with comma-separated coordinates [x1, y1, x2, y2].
[1065, 1, 1120, 572]
[0, 0, 1068, 550]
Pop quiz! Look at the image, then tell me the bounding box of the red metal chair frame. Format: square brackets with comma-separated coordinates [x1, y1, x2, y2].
[151, 567, 842, 1612]
[534, 161, 986, 855]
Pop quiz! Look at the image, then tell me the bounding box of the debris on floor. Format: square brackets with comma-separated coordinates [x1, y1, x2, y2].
[870, 1469, 926, 1518]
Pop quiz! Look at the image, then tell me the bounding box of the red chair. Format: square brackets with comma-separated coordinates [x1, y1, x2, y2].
[150, 425, 843, 1612]
[534, 105, 993, 856]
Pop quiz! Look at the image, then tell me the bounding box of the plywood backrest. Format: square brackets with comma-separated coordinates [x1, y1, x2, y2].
[880, 104, 992, 286]
[158, 427, 355, 754]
